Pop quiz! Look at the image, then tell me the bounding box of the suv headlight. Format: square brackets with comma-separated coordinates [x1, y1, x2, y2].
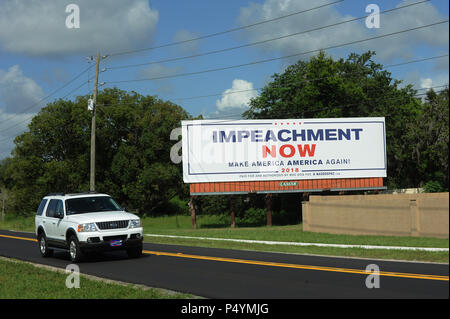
[77, 223, 97, 232]
[129, 219, 141, 228]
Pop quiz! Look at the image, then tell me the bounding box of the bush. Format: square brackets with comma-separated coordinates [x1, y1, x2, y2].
[423, 181, 445, 193]
[272, 209, 299, 225]
[168, 196, 190, 215]
[236, 208, 266, 227]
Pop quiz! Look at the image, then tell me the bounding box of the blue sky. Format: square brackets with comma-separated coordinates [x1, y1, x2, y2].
[0, 0, 448, 158]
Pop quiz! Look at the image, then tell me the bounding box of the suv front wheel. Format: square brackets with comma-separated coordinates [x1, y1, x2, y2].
[68, 235, 84, 263]
[127, 244, 143, 258]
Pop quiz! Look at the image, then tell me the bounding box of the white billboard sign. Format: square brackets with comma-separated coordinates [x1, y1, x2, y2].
[182, 118, 386, 183]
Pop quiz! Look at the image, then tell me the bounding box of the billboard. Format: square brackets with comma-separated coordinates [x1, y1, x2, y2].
[182, 118, 386, 184]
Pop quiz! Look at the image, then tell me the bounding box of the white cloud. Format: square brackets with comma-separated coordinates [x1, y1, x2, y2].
[0, 65, 44, 113]
[41, 67, 71, 85]
[365, 0, 449, 61]
[0, 65, 43, 158]
[237, 0, 449, 62]
[401, 71, 449, 92]
[420, 78, 433, 89]
[0, 109, 34, 158]
[237, 0, 366, 62]
[434, 53, 449, 71]
[216, 79, 257, 110]
[420, 74, 449, 90]
[139, 64, 183, 79]
[173, 30, 200, 54]
[138, 64, 184, 94]
[0, 0, 159, 56]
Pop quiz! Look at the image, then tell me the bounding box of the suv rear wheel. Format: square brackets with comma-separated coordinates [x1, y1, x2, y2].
[38, 232, 53, 257]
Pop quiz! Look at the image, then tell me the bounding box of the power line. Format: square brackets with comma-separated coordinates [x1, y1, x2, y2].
[166, 55, 450, 102]
[107, 0, 430, 71]
[0, 80, 89, 139]
[0, 65, 93, 126]
[0, 52, 446, 149]
[0, 80, 89, 158]
[98, 54, 447, 107]
[106, 20, 449, 84]
[2, 52, 441, 134]
[108, 0, 345, 58]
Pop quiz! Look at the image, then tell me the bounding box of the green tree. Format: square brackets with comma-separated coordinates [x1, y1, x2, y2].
[4, 88, 190, 216]
[243, 51, 426, 188]
[406, 88, 449, 190]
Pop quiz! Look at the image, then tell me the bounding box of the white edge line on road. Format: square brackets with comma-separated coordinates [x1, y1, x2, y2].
[145, 234, 449, 252]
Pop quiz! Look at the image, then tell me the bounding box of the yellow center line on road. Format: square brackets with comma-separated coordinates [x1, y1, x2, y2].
[1, 234, 448, 282]
[143, 250, 449, 281]
[0, 234, 38, 242]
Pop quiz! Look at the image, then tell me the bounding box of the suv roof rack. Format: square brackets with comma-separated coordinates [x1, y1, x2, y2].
[47, 192, 65, 196]
[66, 191, 100, 196]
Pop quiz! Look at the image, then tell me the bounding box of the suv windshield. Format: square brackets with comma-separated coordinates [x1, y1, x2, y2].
[65, 196, 122, 215]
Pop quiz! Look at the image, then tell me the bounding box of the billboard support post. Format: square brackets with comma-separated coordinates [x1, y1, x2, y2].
[189, 196, 197, 229]
[230, 195, 236, 228]
[266, 194, 273, 227]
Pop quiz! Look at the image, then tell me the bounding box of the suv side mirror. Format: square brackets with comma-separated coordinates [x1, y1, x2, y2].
[55, 211, 64, 219]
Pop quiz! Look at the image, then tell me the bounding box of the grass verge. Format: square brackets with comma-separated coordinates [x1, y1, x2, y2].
[0, 215, 35, 233]
[143, 218, 449, 248]
[0, 257, 195, 299]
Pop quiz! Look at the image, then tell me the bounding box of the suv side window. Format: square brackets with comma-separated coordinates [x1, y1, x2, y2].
[46, 199, 57, 218]
[36, 199, 48, 216]
[55, 200, 64, 217]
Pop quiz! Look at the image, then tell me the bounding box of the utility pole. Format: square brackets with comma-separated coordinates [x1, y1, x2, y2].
[90, 52, 100, 191]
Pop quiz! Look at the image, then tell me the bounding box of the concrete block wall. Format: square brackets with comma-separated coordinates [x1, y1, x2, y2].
[302, 193, 449, 238]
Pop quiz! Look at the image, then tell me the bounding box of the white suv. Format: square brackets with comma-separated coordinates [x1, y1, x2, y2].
[35, 192, 143, 262]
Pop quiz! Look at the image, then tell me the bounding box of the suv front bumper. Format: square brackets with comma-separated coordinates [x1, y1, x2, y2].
[78, 227, 143, 252]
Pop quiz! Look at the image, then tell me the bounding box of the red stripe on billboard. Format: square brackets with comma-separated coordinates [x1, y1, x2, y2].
[190, 177, 383, 194]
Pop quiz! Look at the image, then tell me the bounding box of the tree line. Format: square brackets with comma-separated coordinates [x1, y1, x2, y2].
[0, 51, 448, 217]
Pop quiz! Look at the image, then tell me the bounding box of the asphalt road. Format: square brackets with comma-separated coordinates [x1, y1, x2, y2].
[0, 229, 448, 299]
